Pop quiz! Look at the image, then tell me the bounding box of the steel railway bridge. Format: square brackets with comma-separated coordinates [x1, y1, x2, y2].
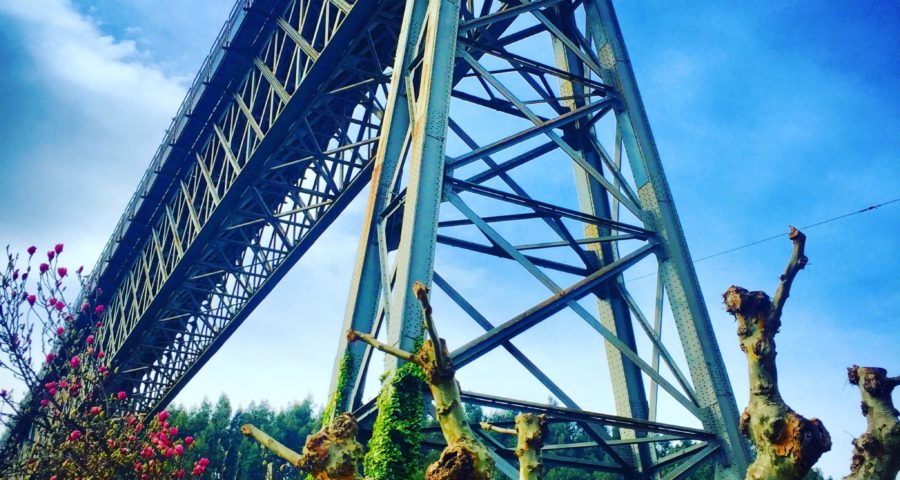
[6, 0, 751, 477]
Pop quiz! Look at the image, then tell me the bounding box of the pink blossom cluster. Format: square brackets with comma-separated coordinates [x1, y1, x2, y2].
[0, 243, 209, 478]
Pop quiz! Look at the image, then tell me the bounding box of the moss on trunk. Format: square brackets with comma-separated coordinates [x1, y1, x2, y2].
[362, 361, 426, 480]
[323, 352, 354, 425]
[723, 227, 831, 480]
[844, 366, 900, 480]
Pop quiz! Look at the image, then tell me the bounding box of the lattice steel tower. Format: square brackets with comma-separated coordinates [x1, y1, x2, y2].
[329, 0, 749, 478]
[3, 0, 750, 477]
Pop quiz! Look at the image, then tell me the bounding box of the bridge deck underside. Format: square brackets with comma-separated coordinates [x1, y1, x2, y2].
[93, 0, 405, 411]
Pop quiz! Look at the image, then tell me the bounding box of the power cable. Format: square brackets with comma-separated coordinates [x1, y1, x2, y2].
[627, 196, 900, 282]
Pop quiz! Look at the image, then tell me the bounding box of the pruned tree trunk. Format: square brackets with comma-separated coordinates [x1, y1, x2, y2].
[241, 413, 368, 480]
[349, 281, 494, 480]
[481, 413, 548, 479]
[844, 366, 900, 480]
[723, 227, 831, 480]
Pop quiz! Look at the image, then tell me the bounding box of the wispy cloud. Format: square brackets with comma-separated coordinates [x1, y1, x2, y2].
[0, 0, 185, 264]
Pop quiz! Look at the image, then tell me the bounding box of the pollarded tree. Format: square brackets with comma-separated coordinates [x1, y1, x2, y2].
[241, 412, 369, 480]
[722, 227, 832, 479]
[844, 365, 899, 480]
[348, 281, 495, 480]
[481, 413, 548, 480]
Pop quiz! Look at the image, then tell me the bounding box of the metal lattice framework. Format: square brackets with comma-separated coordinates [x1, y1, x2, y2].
[5, 0, 750, 478]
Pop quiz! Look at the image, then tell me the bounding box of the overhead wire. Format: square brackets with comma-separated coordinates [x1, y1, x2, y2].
[627, 196, 900, 282]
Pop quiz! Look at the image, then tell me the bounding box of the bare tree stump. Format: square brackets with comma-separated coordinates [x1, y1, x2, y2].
[844, 366, 900, 480]
[723, 227, 831, 479]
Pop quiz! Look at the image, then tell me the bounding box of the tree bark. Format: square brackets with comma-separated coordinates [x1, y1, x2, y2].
[844, 366, 900, 480]
[481, 413, 548, 480]
[349, 281, 494, 480]
[723, 227, 831, 479]
[242, 413, 368, 480]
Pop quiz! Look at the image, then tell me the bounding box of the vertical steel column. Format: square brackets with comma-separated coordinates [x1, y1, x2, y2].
[328, 0, 462, 417]
[551, 10, 651, 471]
[326, 0, 427, 417]
[385, 0, 461, 362]
[585, 0, 750, 476]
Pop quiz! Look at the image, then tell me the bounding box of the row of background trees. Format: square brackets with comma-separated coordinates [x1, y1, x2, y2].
[167, 393, 832, 480]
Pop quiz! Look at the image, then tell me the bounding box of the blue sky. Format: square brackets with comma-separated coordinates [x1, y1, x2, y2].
[0, 1, 897, 476]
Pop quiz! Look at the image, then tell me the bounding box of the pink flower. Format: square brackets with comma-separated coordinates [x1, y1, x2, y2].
[55, 302, 64, 311]
[198, 458, 209, 467]
[76, 265, 84, 274]
[46, 353, 55, 363]
[48, 298, 57, 306]
[39, 263, 49, 274]
[184, 436, 193, 446]
[40, 399, 49, 407]
[80, 302, 90, 313]
[141, 446, 154, 459]
[56, 327, 64, 336]
[12, 270, 18, 280]
[90, 406, 101, 415]
[54, 243, 64, 254]
[48, 387, 56, 396]
[27, 295, 36, 306]
[95, 304, 105, 315]
[86, 335, 94, 345]
[97, 350, 105, 359]
[99, 366, 108, 374]
[27, 246, 36, 256]
[57, 267, 67, 277]
[69, 356, 80, 369]
[47, 250, 55, 261]
[117, 391, 127, 401]
[174, 444, 184, 456]
[158, 411, 169, 422]
[69, 430, 82, 441]
[169, 426, 178, 436]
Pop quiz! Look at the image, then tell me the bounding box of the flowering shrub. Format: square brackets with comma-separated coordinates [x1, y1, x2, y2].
[0, 244, 209, 478]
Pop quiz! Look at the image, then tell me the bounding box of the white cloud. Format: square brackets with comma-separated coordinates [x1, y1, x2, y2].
[0, 0, 186, 265]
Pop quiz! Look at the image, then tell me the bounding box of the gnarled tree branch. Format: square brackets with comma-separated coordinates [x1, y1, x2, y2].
[242, 413, 368, 480]
[771, 226, 807, 319]
[723, 227, 830, 479]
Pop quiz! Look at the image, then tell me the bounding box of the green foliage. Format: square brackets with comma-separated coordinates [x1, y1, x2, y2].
[322, 352, 353, 424]
[363, 362, 427, 480]
[169, 394, 319, 480]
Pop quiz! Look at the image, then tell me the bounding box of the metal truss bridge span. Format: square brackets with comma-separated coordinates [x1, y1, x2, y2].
[15, 0, 751, 478]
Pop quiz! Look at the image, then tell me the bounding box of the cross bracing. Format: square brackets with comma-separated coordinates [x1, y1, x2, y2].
[3, 0, 751, 478]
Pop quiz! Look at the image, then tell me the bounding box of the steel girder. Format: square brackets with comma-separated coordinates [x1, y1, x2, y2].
[3, 0, 749, 477]
[90, 0, 406, 412]
[333, 0, 749, 478]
